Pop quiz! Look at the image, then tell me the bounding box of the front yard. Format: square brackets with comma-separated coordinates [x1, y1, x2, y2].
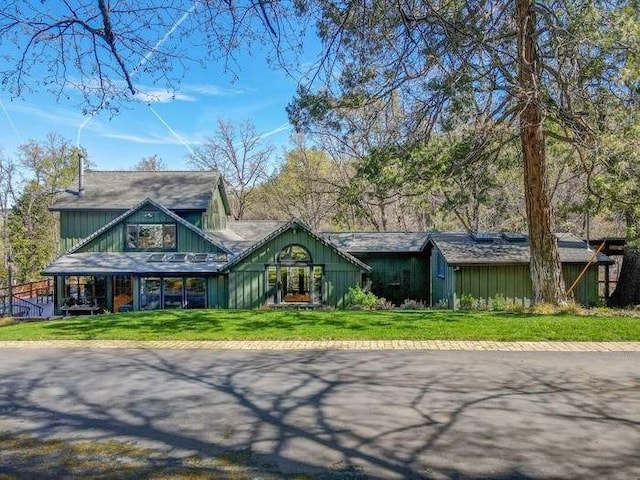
[0, 309, 639, 342]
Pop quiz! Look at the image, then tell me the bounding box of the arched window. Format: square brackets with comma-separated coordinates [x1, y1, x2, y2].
[278, 244, 312, 263]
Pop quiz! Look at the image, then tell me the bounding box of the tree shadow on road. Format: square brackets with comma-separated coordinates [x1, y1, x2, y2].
[0, 349, 639, 479]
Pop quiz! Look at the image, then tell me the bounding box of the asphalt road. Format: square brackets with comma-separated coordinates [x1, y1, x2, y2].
[0, 348, 639, 479]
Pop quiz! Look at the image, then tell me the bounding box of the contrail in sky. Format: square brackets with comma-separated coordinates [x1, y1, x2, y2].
[148, 105, 196, 157]
[0, 96, 23, 144]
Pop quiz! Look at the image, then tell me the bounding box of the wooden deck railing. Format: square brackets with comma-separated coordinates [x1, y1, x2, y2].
[0, 279, 53, 302]
[0, 279, 53, 317]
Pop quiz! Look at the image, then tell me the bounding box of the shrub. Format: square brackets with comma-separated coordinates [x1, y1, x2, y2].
[474, 297, 489, 311]
[490, 293, 507, 311]
[345, 285, 380, 310]
[376, 298, 394, 310]
[400, 299, 427, 310]
[530, 302, 558, 315]
[558, 302, 585, 315]
[459, 293, 475, 311]
[504, 301, 526, 314]
[434, 298, 449, 310]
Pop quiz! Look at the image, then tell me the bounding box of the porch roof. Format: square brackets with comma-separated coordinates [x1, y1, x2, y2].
[43, 252, 227, 276]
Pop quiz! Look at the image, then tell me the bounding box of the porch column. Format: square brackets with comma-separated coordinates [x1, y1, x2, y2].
[105, 276, 113, 313]
[55, 275, 65, 316]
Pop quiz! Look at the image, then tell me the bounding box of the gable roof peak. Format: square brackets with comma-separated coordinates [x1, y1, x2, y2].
[65, 197, 230, 255]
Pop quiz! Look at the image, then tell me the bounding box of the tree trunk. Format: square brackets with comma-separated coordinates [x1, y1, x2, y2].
[608, 209, 640, 307]
[516, 0, 567, 305]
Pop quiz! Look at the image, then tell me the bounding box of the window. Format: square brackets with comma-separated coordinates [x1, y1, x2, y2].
[266, 266, 278, 305]
[139, 277, 207, 311]
[278, 244, 312, 263]
[126, 223, 176, 250]
[185, 278, 207, 309]
[113, 276, 133, 313]
[64, 276, 106, 307]
[313, 266, 324, 304]
[163, 277, 183, 309]
[140, 278, 161, 310]
[437, 253, 446, 278]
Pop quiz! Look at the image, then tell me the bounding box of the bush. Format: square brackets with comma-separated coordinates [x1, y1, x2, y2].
[459, 293, 475, 311]
[376, 298, 394, 310]
[530, 302, 558, 315]
[434, 298, 449, 310]
[558, 302, 585, 315]
[345, 285, 381, 310]
[504, 302, 526, 314]
[400, 299, 427, 310]
[490, 293, 507, 311]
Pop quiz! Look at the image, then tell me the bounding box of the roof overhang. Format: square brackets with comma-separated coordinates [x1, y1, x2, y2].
[43, 252, 227, 276]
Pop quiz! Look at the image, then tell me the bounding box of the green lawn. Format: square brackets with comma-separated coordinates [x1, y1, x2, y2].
[0, 309, 639, 341]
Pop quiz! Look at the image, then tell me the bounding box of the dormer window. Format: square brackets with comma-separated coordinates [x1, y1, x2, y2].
[126, 223, 177, 250]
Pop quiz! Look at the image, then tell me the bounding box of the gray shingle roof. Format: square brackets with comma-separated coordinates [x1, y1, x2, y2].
[430, 232, 612, 265]
[43, 252, 227, 275]
[51, 170, 220, 210]
[322, 232, 431, 253]
[206, 220, 286, 254]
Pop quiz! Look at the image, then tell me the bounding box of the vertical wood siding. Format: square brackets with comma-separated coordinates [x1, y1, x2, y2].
[454, 263, 599, 306]
[59, 210, 124, 252]
[207, 275, 228, 308]
[431, 248, 455, 307]
[205, 187, 227, 231]
[76, 206, 224, 253]
[563, 264, 599, 306]
[175, 211, 203, 228]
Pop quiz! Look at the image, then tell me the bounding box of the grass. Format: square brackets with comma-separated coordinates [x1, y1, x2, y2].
[0, 309, 639, 342]
[0, 433, 288, 479]
[0, 432, 373, 479]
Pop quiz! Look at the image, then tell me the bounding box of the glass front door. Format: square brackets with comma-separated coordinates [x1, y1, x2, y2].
[281, 266, 311, 303]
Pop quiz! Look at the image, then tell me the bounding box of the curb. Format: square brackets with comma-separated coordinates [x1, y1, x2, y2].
[1, 340, 640, 352]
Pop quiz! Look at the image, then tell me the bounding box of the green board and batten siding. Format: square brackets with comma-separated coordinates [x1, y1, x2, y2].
[228, 228, 365, 309]
[431, 249, 455, 307]
[76, 207, 225, 254]
[208, 275, 229, 309]
[59, 210, 124, 252]
[204, 187, 227, 231]
[59, 209, 208, 252]
[431, 247, 600, 307]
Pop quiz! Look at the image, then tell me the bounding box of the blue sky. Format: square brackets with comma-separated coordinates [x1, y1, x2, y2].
[0, 35, 303, 172]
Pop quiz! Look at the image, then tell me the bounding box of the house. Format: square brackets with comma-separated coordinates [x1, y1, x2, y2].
[44, 170, 611, 313]
[45, 171, 370, 314]
[428, 232, 612, 307]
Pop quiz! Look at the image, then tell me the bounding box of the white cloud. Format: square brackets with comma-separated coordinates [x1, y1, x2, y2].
[134, 89, 196, 104]
[6, 103, 85, 127]
[181, 83, 246, 97]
